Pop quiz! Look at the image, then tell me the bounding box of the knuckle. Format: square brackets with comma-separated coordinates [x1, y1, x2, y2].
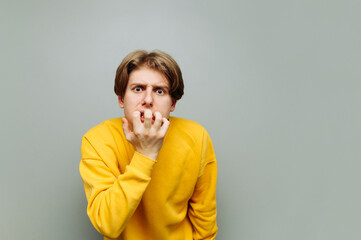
[133, 129, 141, 136]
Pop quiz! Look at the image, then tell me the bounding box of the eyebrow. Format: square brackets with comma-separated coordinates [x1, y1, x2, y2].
[129, 82, 169, 90]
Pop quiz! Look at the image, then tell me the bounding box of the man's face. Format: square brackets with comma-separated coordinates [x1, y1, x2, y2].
[118, 67, 176, 127]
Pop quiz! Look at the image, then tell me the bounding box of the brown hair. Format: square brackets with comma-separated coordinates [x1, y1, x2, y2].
[114, 50, 184, 101]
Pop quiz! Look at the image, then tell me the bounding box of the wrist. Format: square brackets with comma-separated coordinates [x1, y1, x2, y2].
[136, 150, 158, 161]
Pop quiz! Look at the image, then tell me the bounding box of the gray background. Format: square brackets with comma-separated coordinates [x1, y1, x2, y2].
[1, 0, 360, 239]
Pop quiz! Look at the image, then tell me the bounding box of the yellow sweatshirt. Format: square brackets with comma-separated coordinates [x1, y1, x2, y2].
[79, 117, 217, 240]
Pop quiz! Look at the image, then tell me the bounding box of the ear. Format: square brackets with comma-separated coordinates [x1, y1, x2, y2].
[170, 100, 177, 112]
[118, 95, 124, 109]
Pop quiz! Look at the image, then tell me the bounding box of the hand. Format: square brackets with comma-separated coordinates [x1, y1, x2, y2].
[122, 109, 170, 160]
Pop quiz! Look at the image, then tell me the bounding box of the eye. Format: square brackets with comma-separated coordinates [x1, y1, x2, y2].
[134, 87, 142, 92]
[156, 89, 164, 95]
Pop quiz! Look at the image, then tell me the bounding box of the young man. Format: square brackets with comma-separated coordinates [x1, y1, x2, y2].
[79, 50, 218, 240]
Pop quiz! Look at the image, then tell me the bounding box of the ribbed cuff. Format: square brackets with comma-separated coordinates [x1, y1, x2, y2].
[128, 151, 156, 177]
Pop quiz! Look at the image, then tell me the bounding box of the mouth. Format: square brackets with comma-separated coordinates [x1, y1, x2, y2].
[140, 111, 145, 123]
[139, 111, 155, 123]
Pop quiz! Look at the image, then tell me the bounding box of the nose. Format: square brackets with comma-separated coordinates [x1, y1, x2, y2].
[142, 88, 153, 107]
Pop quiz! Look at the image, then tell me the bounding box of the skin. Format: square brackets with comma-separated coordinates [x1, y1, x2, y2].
[118, 67, 176, 160]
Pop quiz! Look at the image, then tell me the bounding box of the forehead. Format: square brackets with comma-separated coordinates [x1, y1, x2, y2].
[128, 67, 169, 87]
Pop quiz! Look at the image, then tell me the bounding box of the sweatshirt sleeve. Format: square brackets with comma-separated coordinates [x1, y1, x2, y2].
[79, 135, 156, 239]
[188, 130, 218, 240]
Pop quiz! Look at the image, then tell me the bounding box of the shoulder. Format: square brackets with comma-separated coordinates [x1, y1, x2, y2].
[83, 118, 124, 142]
[167, 117, 211, 144]
[167, 117, 216, 169]
[169, 117, 206, 133]
[169, 117, 206, 130]
[81, 118, 128, 161]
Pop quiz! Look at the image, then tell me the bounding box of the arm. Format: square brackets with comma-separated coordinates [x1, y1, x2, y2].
[188, 130, 218, 240]
[79, 110, 169, 238]
[79, 137, 155, 238]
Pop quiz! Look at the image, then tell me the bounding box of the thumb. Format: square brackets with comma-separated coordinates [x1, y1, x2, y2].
[122, 117, 133, 141]
[158, 117, 170, 137]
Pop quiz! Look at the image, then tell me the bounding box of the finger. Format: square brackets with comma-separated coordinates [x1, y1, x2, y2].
[144, 109, 153, 129]
[132, 111, 142, 131]
[122, 117, 134, 141]
[158, 117, 170, 137]
[153, 111, 162, 129]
